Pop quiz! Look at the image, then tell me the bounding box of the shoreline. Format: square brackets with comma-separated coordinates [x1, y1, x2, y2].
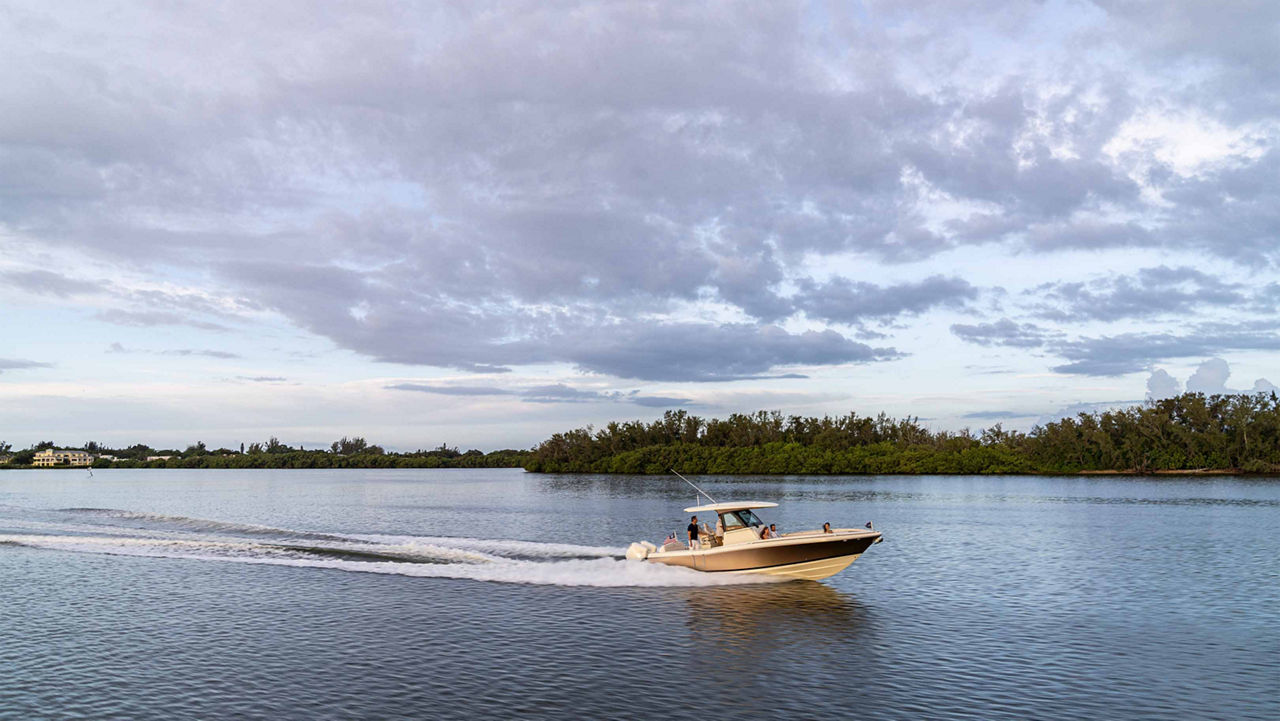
[3, 466, 1276, 477]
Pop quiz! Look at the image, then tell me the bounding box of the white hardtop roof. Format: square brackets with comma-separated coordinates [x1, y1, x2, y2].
[683, 501, 778, 513]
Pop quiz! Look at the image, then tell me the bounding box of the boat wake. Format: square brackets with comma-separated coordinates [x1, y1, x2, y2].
[0, 508, 777, 587]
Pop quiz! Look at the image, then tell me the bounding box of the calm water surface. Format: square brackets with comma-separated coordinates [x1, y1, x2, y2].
[1, 469, 1276, 720]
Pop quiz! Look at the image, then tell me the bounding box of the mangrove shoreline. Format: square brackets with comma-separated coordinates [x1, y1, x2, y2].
[522, 393, 1280, 475]
[7, 393, 1280, 476]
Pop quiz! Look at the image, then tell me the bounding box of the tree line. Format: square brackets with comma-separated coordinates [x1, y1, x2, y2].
[522, 393, 1280, 474]
[0, 437, 528, 470]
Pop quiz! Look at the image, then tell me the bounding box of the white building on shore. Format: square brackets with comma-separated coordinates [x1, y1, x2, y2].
[33, 449, 95, 467]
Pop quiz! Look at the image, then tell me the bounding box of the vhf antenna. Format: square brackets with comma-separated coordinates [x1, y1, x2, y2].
[671, 468, 718, 505]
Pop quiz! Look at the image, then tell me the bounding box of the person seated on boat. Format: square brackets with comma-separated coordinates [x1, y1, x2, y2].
[760, 524, 775, 539]
[822, 522, 833, 534]
[687, 515, 701, 550]
[714, 516, 724, 541]
[768, 523, 779, 538]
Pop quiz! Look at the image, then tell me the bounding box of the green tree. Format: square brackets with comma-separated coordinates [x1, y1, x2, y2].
[330, 436, 368, 455]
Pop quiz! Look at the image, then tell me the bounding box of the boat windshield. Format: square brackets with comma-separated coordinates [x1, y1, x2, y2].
[721, 509, 764, 530]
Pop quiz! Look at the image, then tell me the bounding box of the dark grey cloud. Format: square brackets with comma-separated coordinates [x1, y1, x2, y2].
[3, 2, 1279, 383]
[0, 269, 106, 297]
[1156, 149, 1280, 265]
[1032, 266, 1245, 322]
[794, 275, 977, 325]
[228, 254, 897, 380]
[0, 358, 53, 373]
[1092, 0, 1280, 121]
[955, 315, 1280, 378]
[1052, 325, 1280, 376]
[950, 319, 1059, 348]
[628, 395, 693, 408]
[564, 323, 895, 381]
[387, 382, 690, 407]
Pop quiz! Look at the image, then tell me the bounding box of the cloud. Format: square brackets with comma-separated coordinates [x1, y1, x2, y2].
[793, 275, 978, 325]
[236, 376, 286, 383]
[385, 384, 515, 396]
[387, 382, 690, 407]
[950, 319, 1058, 348]
[1146, 368, 1182, 400]
[238, 259, 902, 379]
[106, 343, 240, 359]
[519, 384, 616, 404]
[0, 269, 107, 298]
[0, 358, 54, 373]
[2, 2, 1280, 402]
[961, 410, 1030, 420]
[1253, 378, 1279, 394]
[1051, 326, 1280, 376]
[1, 268, 252, 331]
[94, 309, 227, 331]
[1037, 399, 1145, 427]
[628, 395, 693, 408]
[563, 323, 896, 382]
[1032, 266, 1245, 322]
[163, 349, 239, 359]
[1149, 357, 1277, 397]
[1186, 357, 1232, 394]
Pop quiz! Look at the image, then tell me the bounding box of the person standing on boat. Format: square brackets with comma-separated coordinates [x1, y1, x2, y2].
[687, 515, 701, 550]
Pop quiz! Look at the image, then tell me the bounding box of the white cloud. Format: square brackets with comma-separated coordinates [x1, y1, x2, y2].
[1146, 368, 1182, 399]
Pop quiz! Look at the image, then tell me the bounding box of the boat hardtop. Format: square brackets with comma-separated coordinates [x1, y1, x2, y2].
[683, 500, 777, 513]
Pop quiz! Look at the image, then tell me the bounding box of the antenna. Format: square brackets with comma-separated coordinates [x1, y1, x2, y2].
[671, 468, 718, 505]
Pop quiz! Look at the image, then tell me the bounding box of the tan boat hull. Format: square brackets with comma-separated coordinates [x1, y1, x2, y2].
[728, 553, 864, 581]
[645, 530, 880, 581]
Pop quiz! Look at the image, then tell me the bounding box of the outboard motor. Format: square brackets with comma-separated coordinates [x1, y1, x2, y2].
[625, 540, 656, 561]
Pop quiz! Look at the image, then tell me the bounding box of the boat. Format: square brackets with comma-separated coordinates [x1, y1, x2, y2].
[626, 486, 882, 581]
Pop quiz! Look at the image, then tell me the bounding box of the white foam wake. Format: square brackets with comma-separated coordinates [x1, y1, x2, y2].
[211, 554, 775, 587]
[0, 532, 779, 587]
[351, 534, 626, 560]
[56, 508, 348, 541]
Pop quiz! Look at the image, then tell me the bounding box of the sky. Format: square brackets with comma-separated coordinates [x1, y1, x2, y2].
[2, 1, 1279, 452]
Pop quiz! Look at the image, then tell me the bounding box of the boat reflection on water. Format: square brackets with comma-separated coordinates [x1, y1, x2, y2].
[679, 582, 874, 677]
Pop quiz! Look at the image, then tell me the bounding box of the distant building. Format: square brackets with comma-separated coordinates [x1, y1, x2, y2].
[145, 455, 174, 462]
[97, 454, 117, 462]
[0, 454, 13, 465]
[33, 449, 94, 467]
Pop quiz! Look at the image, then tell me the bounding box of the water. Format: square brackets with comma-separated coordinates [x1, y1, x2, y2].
[1, 469, 1276, 720]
